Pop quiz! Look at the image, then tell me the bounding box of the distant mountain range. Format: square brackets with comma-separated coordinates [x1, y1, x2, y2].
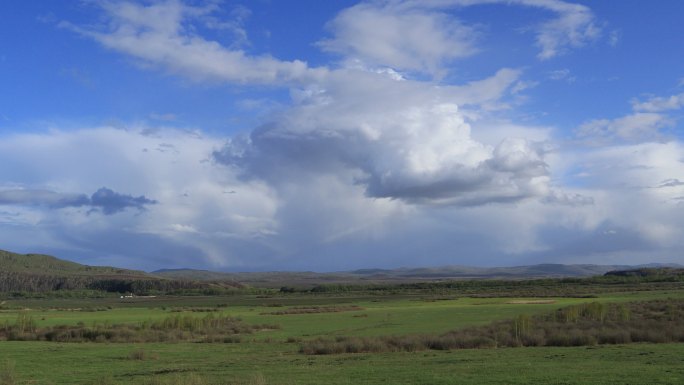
[151, 262, 682, 288]
[2, 248, 681, 292]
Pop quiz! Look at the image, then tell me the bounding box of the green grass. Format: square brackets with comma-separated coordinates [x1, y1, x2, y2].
[2, 342, 684, 384]
[2, 289, 684, 384]
[0, 296, 592, 338]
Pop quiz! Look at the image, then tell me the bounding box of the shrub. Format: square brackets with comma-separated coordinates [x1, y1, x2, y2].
[299, 299, 684, 355]
[0, 313, 279, 343]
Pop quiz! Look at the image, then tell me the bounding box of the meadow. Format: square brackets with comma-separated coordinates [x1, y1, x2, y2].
[1, 285, 684, 384]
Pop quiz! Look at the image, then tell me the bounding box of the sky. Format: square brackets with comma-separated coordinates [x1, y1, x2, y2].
[1, 0, 683, 272]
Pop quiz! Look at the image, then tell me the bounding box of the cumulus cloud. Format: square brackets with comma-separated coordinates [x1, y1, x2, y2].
[215, 67, 550, 206]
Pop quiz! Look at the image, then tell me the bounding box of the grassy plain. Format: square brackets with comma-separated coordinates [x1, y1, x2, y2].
[3, 341, 684, 385]
[2, 288, 684, 384]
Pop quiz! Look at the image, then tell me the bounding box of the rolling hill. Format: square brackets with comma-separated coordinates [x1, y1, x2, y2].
[0, 249, 241, 294]
[0, 249, 150, 277]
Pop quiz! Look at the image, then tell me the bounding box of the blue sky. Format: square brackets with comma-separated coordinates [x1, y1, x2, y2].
[1, 0, 683, 271]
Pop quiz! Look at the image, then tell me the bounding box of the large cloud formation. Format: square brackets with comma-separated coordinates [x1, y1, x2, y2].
[1, 0, 682, 270]
[215, 69, 550, 206]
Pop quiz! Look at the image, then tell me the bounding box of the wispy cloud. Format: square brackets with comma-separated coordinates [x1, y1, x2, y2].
[576, 89, 684, 145]
[65, 0, 602, 86]
[526, 0, 601, 59]
[319, 1, 480, 76]
[547, 68, 576, 83]
[657, 179, 684, 188]
[0, 189, 90, 209]
[631, 93, 684, 112]
[366, 0, 603, 62]
[59, 1, 326, 85]
[576, 113, 671, 145]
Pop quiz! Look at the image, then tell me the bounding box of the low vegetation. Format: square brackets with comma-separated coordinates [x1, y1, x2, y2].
[304, 269, 684, 297]
[261, 305, 364, 315]
[300, 299, 684, 354]
[0, 313, 278, 343]
[3, 250, 684, 384]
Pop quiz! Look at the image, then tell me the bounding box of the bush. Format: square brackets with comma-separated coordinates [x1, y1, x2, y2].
[0, 313, 279, 343]
[299, 299, 684, 354]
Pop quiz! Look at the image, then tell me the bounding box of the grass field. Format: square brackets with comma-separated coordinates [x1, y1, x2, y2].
[3, 341, 684, 384]
[2, 288, 684, 384]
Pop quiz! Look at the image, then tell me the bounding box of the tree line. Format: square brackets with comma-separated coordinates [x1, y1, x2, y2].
[0, 271, 242, 296]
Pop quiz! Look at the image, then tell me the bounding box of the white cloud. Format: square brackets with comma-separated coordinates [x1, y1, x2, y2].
[608, 29, 620, 47]
[215, 67, 550, 207]
[320, 0, 602, 76]
[25, 1, 681, 270]
[566, 141, 684, 248]
[60, 0, 326, 85]
[319, 2, 479, 75]
[657, 179, 684, 188]
[577, 88, 684, 146]
[547, 68, 575, 83]
[526, 0, 601, 59]
[0, 127, 279, 268]
[203, 4, 252, 49]
[445, 68, 523, 108]
[576, 113, 671, 145]
[61, 0, 602, 86]
[631, 93, 684, 112]
[3, 120, 683, 269]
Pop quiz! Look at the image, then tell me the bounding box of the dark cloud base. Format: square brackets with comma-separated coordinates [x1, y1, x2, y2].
[0, 187, 156, 215]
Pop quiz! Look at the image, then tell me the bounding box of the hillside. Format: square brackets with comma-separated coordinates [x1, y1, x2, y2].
[0, 250, 240, 294]
[0, 249, 150, 278]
